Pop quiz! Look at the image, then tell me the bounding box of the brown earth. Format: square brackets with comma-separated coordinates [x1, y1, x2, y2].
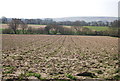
[2, 35, 119, 80]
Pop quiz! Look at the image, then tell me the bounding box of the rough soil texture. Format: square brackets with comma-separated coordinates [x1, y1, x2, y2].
[2, 35, 119, 80]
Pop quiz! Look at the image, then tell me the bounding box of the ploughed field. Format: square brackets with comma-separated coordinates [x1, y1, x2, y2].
[2, 35, 119, 79]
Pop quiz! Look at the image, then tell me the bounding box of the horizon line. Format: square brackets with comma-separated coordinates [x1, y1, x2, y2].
[1, 16, 118, 19]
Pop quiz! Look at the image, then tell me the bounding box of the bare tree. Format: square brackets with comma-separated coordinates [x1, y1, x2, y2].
[27, 26, 33, 34]
[20, 21, 28, 34]
[8, 19, 21, 34]
[45, 24, 63, 34]
[44, 25, 51, 34]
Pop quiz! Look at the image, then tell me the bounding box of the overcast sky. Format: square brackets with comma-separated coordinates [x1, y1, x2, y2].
[0, 0, 119, 18]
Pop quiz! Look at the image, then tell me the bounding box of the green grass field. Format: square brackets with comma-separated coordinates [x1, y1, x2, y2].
[0, 28, 3, 34]
[83, 26, 109, 31]
[0, 28, 3, 30]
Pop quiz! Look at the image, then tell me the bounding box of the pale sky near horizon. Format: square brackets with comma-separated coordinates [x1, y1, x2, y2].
[0, 0, 119, 18]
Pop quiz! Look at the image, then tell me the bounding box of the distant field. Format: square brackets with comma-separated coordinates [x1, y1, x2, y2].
[1, 24, 46, 29]
[1, 24, 70, 29]
[64, 25, 71, 28]
[84, 26, 109, 31]
[0, 28, 2, 33]
[1, 24, 8, 29]
[28, 24, 46, 28]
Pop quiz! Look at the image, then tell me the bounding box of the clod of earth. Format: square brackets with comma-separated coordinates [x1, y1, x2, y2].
[76, 72, 97, 78]
[14, 56, 23, 60]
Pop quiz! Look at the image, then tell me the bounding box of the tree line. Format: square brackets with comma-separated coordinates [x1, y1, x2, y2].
[1, 16, 118, 27]
[2, 18, 119, 37]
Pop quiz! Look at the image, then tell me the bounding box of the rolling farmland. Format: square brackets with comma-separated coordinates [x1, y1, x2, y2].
[2, 35, 119, 80]
[2, 24, 110, 31]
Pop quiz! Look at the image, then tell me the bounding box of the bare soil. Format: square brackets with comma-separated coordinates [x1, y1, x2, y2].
[2, 35, 119, 80]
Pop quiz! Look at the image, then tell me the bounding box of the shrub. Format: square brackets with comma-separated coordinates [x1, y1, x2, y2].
[2, 28, 14, 34]
[25, 71, 41, 79]
[66, 74, 76, 80]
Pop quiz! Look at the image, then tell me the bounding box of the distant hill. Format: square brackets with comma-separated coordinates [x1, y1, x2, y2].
[53, 16, 117, 22]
